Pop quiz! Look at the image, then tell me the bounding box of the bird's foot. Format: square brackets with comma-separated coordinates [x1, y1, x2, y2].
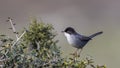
[70, 53, 75, 55]
[70, 53, 78, 57]
[70, 53, 77, 56]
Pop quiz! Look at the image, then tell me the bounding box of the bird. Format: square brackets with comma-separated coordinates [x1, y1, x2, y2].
[62, 27, 103, 57]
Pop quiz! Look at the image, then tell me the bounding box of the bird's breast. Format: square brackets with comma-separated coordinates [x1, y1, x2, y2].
[64, 33, 87, 48]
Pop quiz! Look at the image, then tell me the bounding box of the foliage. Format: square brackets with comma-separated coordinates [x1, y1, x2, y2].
[0, 18, 106, 68]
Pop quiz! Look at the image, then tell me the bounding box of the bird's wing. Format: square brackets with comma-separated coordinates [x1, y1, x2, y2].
[81, 36, 91, 41]
[76, 34, 91, 41]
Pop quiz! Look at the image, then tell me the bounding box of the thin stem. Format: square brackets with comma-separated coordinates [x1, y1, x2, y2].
[11, 31, 26, 48]
[8, 17, 18, 39]
[78, 48, 83, 57]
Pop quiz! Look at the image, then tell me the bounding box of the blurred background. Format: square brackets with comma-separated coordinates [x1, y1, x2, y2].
[0, 0, 120, 68]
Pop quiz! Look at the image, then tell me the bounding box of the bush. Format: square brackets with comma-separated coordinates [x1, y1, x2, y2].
[0, 18, 106, 68]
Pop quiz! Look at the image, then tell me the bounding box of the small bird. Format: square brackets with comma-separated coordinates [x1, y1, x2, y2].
[62, 27, 103, 57]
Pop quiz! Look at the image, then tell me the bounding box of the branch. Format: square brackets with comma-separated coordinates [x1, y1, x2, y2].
[11, 30, 26, 48]
[7, 17, 18, 39]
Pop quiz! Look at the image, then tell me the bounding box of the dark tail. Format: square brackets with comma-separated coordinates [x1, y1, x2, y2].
[89, 31, 103, 38]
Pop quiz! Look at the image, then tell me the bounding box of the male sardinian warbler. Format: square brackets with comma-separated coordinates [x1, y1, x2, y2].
[62, 27, 103, 57]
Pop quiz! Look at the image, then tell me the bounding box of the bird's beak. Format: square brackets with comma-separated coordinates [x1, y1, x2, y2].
[61, 31, 64, 33]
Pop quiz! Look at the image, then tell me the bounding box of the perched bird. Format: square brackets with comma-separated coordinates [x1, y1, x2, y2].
[62, 27, 103, 57]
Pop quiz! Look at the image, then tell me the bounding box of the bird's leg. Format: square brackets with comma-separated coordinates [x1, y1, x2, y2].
[70, 49, 79, 62]
[75, 49, 79, 57]
[78, 48, 83, 57]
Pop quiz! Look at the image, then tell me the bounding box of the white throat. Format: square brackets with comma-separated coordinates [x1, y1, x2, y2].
[64, 32, 74, 45]
[64, 32, 71, 39]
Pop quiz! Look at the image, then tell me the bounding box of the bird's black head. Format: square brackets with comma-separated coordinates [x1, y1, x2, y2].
[63, 27, 76, 34]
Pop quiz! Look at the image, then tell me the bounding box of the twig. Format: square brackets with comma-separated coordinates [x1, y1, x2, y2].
[11, 31, 26, 48]
[7, 17, 18, 39]
[35, 41, 40, 50]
